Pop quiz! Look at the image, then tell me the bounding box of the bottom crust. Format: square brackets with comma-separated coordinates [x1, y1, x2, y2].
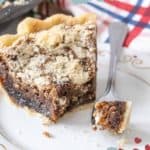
[118, 101, 132, 133]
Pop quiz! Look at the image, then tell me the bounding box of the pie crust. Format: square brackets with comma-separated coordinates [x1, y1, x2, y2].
[0, 13, 96, 48]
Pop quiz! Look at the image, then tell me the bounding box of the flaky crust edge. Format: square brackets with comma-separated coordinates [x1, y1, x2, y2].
[118, 101, 132, 133]
[0, 13, 96, 48]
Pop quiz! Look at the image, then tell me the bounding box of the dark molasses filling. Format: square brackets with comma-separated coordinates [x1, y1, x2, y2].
[93, 101, 126, 132]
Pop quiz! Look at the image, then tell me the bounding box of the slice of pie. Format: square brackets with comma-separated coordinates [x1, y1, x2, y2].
[92, 101, 132, 133]
[0, 14, 97, 122]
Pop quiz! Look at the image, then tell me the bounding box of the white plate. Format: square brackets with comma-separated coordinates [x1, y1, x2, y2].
[0, 44, 150, 150]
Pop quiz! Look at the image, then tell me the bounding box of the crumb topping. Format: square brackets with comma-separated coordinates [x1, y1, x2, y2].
[0, 23, 96, 88]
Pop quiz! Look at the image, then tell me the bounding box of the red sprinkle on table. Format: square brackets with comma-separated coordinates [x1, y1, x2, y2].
[145, 144, 150, 150]
[134, 137, 142, 144]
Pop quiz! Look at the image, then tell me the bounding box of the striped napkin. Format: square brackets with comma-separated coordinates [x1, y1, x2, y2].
[57, 0, 150, 50]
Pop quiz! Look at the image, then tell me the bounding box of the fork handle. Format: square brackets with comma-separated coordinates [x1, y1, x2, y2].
[104, 22, 128, 95]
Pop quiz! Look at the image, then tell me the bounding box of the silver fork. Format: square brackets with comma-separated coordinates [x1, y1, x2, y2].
[103, 22, 128, 98]
[91, 22, 132, 133]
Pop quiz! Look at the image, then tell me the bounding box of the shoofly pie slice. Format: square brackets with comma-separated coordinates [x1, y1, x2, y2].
[0, 14, 97, 122]
[92, 101, 132, 133]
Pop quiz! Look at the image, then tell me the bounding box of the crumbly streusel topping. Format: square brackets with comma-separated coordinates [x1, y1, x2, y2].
[0, 23, 96, 89]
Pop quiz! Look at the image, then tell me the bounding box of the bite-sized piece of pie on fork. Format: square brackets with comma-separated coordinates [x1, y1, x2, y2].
[0, 14, 97, 122]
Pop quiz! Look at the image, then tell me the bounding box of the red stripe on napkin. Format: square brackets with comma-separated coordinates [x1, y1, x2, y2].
[104, 0, 147, 15]
[125, 6, 150, 46]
